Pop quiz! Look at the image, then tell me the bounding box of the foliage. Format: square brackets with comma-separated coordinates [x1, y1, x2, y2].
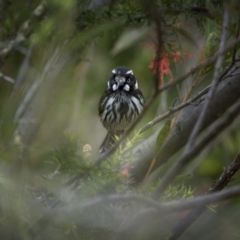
[0, 0, 240, 239]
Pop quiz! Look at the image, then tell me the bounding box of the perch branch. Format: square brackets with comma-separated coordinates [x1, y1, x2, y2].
[61, 183, 240, 216]
[169, 153, 240, 240]
[152, 98, 240, 199]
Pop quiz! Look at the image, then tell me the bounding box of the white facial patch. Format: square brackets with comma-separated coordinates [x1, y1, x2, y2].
[112, 83, 117, 91]
[112, 69, 116, 74]
[126, 70, 133, 75]
[107, 80, 110, 89]
[124, 84, 130, 91]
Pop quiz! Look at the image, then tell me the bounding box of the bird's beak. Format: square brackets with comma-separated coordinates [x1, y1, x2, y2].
[115, 76, 126, 88]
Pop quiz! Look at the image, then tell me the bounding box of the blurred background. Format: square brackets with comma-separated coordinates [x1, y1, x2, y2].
[1, 0, 240, 239]
[0, 0, 205, 157]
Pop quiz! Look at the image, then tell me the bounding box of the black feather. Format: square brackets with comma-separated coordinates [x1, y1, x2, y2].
[98, 67, 144, 153]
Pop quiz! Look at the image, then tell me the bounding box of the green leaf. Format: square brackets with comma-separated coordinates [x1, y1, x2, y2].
[155, 118, 171, 156]
[142, 119, 172, 183]
[204, 32, 220, 58]
[204, 18, 221, 58]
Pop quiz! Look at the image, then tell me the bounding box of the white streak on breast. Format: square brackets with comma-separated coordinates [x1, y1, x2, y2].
[101, 96, 115, 121]
[131, 96, 143, 114]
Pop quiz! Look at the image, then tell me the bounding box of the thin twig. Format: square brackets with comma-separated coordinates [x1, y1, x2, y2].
[156, 36, 240, 94]
[0, 2, 46, 63]
[224, 72, 240, 78]
[14, 47, 61, 122]
[139, 85, 210, 133]
[0, 72, 15, 83]
[164, 184, 240, 213]
[152, 98, 240, 199]
[185, 5, 230, 153]
[13, 45, 33, 91]
[0, 46, 33, 130]
[169, 153, 240, 240]
[58, 183, 240, 216]
[219, 15, 240, 80]
[140, 58, 240, 133]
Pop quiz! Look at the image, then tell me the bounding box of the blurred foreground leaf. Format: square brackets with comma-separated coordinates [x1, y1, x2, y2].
[111, 27, 150, 55]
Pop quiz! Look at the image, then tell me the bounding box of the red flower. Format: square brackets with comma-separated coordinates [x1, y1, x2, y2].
[121, 165, 134, 178]
[149, 52, 173, 84]
[144, 35, 193, 86]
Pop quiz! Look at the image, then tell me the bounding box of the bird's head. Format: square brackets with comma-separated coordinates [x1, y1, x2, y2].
[107, 66, 138, 92]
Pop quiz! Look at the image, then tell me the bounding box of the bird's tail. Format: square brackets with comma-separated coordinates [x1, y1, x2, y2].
[99, 131, 123, 154]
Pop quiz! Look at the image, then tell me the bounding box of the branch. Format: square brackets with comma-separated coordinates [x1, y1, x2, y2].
[140, 85, 210, 133]
[185, 5, 230, 153]
[156, 35, 240, 93]
[169, 153, 240, 240]
[129, 66, 240, 186]
[0, 2, 46, 63]
[59, 184, 240, 216]
[164, 184, 240, 212]
[114, 184, 240, 239]
[219, 15, 240, 80]
[140, 58, 240, 134]
[27, 154, 240, 238]
[0, 72, 15, 84]
[152, 97, 240, 198]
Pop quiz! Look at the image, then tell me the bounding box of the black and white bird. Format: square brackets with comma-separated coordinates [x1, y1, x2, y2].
[98, 66, 144, 153]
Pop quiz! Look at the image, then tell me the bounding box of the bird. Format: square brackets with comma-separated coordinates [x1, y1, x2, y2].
[98, 66, 144, 153]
